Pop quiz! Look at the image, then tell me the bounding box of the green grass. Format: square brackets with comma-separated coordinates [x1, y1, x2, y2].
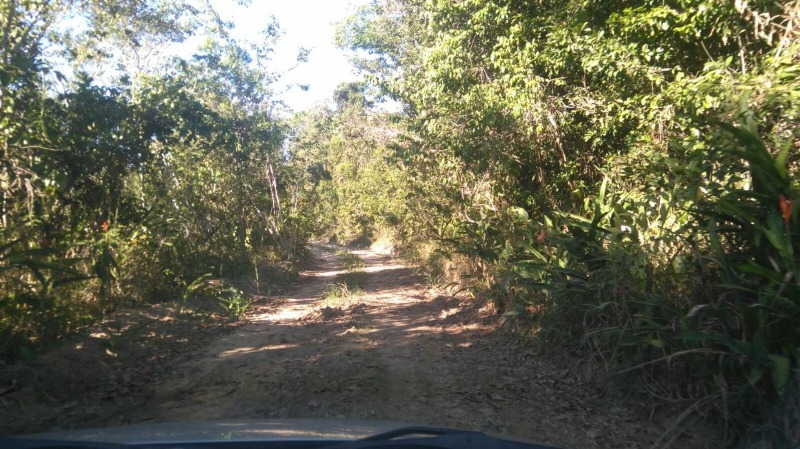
[319, 249, 369, 311]
[321, 281, 364, 309]
[336, 249, 366, 272]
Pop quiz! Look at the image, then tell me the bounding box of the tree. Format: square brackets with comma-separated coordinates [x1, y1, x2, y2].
[338, 0, 800, 441]
[0, 0, 302, 359]
[286, 81, 410, 246]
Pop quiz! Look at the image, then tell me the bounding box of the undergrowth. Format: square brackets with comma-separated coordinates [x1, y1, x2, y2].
[498, 119, 798, 443]
[183, 274, 252, 320]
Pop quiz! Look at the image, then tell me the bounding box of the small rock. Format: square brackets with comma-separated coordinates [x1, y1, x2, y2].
[308, 399, 320, 408]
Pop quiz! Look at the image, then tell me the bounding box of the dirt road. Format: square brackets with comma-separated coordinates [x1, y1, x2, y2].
[1, 244, 712, 448]
[124, 244, 709, 448]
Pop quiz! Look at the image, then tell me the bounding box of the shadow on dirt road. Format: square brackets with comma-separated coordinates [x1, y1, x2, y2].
[126, 244, 711, 449]
[1, 244, 714, 449]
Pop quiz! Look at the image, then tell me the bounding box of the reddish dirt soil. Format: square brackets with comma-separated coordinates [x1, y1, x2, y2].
[0, 244, 715, 448]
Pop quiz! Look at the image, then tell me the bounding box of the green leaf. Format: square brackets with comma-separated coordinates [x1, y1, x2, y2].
[735, 264, 784, 283]
[768, 354, 791, 392]
[748, 364, 764, 386]
[775, 141, 791, 179]
[598, 176, 609, 203]
[511, 206, 529, 221]
[185, 273, 213, 298]
[758, 222, 785, 252]
[512, 261, 546, 278]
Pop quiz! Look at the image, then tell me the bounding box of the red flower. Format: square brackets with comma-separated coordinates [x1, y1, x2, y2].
[101, 220, 109, 232]
[779, 195, 793, 226]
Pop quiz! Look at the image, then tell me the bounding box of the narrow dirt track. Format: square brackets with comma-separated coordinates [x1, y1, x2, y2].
[123, 244, 709, 449]
[0, 244, 714, 448]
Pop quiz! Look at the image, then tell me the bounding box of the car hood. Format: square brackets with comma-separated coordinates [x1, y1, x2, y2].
[13, 419, 413, 444]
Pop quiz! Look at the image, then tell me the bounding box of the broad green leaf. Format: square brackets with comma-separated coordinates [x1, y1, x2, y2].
[775, 141, 791, 179]
[511, 206, 529, 221]
[767, 354, 791, 392]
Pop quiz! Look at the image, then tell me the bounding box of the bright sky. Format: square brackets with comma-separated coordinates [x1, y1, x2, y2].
[211, 0, 370, 112]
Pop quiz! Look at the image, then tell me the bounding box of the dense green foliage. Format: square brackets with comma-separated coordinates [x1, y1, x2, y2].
[333, 0, 800, 442]
[288, 82, 409, 245]
[1, 0, 300, 358]
[3, 0, 798, 443]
